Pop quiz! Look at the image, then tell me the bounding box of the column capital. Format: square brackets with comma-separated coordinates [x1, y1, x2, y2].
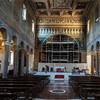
[4, 40, 9, 45]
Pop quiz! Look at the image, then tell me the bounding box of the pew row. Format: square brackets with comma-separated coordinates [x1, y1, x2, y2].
[69, 75, 100, 100]
[0, 75, 50, 100]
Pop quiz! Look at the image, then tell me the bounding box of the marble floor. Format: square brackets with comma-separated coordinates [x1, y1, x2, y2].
[34, 80, 81, 100]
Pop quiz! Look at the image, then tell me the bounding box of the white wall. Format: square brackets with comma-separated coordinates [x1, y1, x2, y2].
[38, 63, 88, 72]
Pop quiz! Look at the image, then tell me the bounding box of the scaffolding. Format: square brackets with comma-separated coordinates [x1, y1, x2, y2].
[39, 35, 80, 63]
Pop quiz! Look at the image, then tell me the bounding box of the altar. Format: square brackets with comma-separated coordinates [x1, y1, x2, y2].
[54, 66, 65, 72]
[54, 73, 66, 80]
[34, 72, 85, 80]
[55, 75, 64, 78]
[38, 63, 88, 73]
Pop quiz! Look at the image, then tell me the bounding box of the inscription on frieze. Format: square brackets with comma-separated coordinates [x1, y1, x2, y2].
[37, 17, 86, 25]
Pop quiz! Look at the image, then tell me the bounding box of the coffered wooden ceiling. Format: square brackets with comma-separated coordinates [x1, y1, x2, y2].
[29, 0, 93, 17]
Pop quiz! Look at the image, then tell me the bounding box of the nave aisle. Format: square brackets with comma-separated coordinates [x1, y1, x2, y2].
[34, 80, 81, 100]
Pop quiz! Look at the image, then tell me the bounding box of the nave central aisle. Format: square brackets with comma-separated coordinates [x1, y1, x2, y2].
[34, 80, 81, 100]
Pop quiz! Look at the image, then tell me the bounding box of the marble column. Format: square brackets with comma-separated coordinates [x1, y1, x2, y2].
[91, 52, 94, 75]
[26, 53, 29, 74]
[2, 41, 9, 78]
[13, 45, 19, 77]
[96, 50, 99, 76]
[20, 49, 25, 76]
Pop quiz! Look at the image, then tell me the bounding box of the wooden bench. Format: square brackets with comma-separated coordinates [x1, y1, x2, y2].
[0, 75, 50, 99]
[0, 76, 50, 98]
[81, 87, 100, 99]
[69, 76, 100, 99]
[0, 93, 17, 100]
[94, 94, 100, 100]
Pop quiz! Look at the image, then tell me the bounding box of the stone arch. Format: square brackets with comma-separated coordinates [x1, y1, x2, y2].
[0, 27, 9, 78]
[26, 45, 30, 52]
[11, 36, 17, 44]
[96, 41, 99, 51]
[20, 41, 24, 49]
[0, 27, 8, 40]
[7, 36, 18, 76]
[0, 27, 8, 50]
[40, 34, 80, 63]
[91, 45, 94, 51]
[42, 34, 79, 48]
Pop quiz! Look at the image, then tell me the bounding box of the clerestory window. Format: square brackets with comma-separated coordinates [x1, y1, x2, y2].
[22, 4, 27, 20]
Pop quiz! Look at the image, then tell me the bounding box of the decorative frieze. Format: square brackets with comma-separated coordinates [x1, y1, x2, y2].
[38, 28, 83, 35]
[38, 27, 83, 42]
[37, 17, 86, 26]
[37, 17, 86, 49]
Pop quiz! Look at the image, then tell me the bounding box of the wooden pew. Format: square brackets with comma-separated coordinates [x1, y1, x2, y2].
[0, 84, 39, 99]
[0, 75, 50, 99]
[94, 94, 100, 100]
[69, 75, 100, 99]
[81, 87, 100, 99]
[0, 93, 17, 100]
[73, 81, 100, 91]
[78, 84, 100, 98]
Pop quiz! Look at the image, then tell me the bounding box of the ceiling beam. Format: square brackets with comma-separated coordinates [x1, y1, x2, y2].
[44, 0, 51, 16]
[33, 0, 47, 2]
[37, 9, 73, 11]
[72, 0, 77, 10]
[83, 0, 94, 17]
[77, 0, 90, 2]
[45, 0, 49, 9]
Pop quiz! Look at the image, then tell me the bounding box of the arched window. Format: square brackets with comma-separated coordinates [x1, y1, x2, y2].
[95, 5, 99, 23]
[39, 34, 80, 63]
[87, 20, 90, 33]
[95, 5, 99, 28]
[32, 20, 34, 33]
[22, 4, 27, 20]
